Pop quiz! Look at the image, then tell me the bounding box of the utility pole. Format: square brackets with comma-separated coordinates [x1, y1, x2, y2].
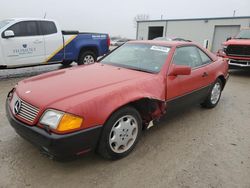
[43, 12, 47, 19]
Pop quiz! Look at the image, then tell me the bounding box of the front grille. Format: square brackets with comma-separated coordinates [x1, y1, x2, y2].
[18, 100, 39, 123]
[12, 93, 39, 124]
[229, 59, 250, 66]
[226, 45, 250, 57]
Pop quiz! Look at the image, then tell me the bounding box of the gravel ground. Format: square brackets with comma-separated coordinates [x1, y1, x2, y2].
[0, 66, 249, 188]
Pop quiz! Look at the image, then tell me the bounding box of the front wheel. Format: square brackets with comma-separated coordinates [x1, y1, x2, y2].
[97, 106, 142, 160]
[201, 79, 222, 108]
[77, 51, 97, 65]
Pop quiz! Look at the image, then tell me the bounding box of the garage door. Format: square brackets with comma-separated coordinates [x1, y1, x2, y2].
[148, 27, 164, 40]
[212, 25, 240, 52]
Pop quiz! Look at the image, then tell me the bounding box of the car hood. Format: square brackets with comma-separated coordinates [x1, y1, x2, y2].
[223, 39, 250, 46]
[15, 63, 158, 109]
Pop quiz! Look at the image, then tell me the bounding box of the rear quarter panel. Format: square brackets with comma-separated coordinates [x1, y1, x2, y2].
[207, 56, 229, 85]
[65, 34, 109, 61]
[196, 44, 228, 84]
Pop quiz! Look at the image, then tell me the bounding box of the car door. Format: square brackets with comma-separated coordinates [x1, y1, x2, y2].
[1, 21, 45, 67]
[166, 45, 211, 110]
[39, 21, 64, 63]
[196, 47, 215, 86]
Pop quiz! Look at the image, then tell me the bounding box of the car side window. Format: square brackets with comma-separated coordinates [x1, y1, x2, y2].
[173, 46, 204, 68]
[7, 21, 39, 37]
[198, 48, 212, 65]
[39, 21, 57, 35]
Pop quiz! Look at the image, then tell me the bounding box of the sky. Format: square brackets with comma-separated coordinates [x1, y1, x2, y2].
[0, 0, 249, 38]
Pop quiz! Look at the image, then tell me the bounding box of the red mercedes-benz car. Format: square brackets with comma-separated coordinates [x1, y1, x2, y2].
[6, 41, 229, 160]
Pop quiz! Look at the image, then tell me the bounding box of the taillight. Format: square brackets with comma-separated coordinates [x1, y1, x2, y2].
[107, 35, 110, 47]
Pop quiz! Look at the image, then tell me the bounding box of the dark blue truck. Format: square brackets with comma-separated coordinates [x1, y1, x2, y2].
[0, 18, 110, 68]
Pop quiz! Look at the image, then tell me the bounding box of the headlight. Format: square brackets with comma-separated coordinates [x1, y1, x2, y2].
[40, 110, 83, 132]
[222, 45, 227, 52]
[40, 110, 64, 129]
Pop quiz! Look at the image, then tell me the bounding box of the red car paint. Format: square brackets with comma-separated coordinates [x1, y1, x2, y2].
[10, 41, 228, 134]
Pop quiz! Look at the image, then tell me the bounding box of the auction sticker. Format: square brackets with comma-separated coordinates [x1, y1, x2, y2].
[150, 46, 170, 53]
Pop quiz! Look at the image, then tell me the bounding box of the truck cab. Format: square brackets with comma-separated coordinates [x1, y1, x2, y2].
[0, 18, 110, 69]
[0, 18, 63, 68]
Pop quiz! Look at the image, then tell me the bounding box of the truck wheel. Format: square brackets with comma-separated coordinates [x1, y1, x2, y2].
[201, 79, 222, 109]
[61, 61, 73, 66]
[97, 106, 142, 160]
[78, 51, 97, 65]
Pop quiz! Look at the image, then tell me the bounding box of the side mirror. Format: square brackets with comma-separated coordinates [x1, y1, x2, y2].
[2, 30, 15, 38]
[226, 37, 232, 41]
[169, 65, 191, 76]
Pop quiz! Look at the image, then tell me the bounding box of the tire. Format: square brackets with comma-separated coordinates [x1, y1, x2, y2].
[97, 106, 142, 160]
[61, 60, 73, 66]
[201, 79, 223, 109]
[77, 50, 97, 65]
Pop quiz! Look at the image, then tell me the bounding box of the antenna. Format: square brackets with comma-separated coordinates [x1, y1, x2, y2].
[233, 10, 236, 17]
[43, 12, 47, 19]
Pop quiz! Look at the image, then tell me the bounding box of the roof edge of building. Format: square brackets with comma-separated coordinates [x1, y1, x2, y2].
[137, 16, 250, 23]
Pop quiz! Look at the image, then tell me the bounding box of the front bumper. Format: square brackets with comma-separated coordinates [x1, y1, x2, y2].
[217, 52, 250, 67]
[228, 59, 250, 67]
[6, 99, 102, 159]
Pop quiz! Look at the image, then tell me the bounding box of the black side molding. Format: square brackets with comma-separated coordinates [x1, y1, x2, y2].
[0, 65, 7, 69]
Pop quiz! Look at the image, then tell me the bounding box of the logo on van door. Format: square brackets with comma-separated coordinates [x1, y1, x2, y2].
[12, 45, 36, 55]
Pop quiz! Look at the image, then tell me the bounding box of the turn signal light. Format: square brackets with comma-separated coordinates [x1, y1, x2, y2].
[57, 114, 83, 132]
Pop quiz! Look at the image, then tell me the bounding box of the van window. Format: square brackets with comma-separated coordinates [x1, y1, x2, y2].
[40, 21, 57, 35]
[0, 19, 13, 29]
[8, 21, 39, 37]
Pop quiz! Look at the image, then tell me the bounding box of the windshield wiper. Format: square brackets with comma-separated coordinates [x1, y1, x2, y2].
[126, 67, 155, 73]
[102, 62, 155, 73]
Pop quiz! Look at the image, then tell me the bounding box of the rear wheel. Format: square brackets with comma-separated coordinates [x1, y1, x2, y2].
[97, 106, 142, 160]
[78, 51, 96, 65]
[201, 79, 222, 108]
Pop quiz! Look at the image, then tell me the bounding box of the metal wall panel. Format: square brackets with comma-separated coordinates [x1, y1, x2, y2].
[212, 25, 240, 52]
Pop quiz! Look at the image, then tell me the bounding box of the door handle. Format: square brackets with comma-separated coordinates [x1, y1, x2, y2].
[202, 72, 208, 77]
[33, 40, 42, 44]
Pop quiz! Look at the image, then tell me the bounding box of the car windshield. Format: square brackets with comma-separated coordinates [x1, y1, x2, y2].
[0, 19, 13, 30]
[235, 29, 250, 39]
[101, 43, 170, 73]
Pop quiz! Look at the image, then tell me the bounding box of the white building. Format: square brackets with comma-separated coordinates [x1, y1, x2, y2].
[136, 16, 250, 52]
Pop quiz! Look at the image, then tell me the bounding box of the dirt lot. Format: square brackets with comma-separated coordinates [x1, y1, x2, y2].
[0, 66, 250, 188]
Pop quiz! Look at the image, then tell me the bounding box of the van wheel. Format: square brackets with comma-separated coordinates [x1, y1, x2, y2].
[201, 79, 222, 108]
[78, 51, 96, 65]
[97, 106, 142, 160]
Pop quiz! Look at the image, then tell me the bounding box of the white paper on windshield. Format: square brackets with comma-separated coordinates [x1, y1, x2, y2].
[150, 46, 170, 53]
